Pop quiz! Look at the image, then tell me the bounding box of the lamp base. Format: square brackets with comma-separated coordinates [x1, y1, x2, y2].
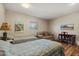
[2, 32, 7, 41]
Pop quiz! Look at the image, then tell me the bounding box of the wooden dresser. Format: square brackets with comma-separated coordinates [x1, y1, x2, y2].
[58, 32, 76, 45]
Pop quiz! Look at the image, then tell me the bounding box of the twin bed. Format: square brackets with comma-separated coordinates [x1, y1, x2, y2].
[0, 38, 64, 56]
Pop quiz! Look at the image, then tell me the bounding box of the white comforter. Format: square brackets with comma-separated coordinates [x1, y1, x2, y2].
[9, 39, 62, 56]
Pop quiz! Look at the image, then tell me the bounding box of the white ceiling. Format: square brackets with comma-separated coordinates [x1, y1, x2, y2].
[4, 3, 79, 19]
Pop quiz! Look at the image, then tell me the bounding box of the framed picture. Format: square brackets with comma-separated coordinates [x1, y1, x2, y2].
[29, 21, 38, 30]
[15, 24, 24, 31]
[60, 24, 74, 30]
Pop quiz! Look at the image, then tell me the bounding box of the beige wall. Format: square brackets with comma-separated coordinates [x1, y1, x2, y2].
[49, 12, 79, 45]
[5, 10, 48, 40]
[0, 4, 5, 36]
[0, 4, 5, 22]
[3, 4, 79, 45]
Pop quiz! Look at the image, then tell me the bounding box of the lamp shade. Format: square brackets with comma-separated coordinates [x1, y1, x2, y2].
[0, 22, 10, 31]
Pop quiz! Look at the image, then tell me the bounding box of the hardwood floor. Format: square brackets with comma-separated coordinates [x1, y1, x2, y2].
[61, 43, 79, 56]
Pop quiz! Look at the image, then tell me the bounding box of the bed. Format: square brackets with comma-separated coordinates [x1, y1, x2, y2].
[0, 39, 64, 56]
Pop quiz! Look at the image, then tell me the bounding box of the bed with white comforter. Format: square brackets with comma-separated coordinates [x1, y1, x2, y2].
[0, 39, 64, 56]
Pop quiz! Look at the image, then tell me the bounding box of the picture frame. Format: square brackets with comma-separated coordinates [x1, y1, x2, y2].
[15, 24, 24, 31]
[29, 21, 38, 30]
[60, 24, 74, 30]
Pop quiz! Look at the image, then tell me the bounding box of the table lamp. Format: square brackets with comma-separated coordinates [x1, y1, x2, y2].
[0, 22, 10, 41]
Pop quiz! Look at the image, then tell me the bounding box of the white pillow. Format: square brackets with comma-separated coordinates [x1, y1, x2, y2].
[15, 36, 37, 40]
[25, 36, 37, 39]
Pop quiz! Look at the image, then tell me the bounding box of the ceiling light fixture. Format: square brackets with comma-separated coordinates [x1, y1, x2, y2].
[21, 3, 31, 8]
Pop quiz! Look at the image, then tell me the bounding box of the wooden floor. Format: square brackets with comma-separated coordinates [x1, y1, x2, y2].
[61, 43, 79, 56]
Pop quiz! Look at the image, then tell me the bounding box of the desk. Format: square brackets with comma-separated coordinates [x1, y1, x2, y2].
[58, 34, 76, 45]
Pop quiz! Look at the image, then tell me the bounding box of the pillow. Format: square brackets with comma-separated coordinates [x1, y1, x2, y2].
[15, 35, 37, 40]
[25, 36, 37, 39]
[13, 36, 38, 44]
[37, 35, 43, 37]
[0, 40, 12, 55]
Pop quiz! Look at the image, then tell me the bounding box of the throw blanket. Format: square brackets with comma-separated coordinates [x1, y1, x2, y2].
[8, 39, 64, 56]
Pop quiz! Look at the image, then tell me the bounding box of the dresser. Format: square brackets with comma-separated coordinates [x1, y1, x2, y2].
[58, 32, 76, 45]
